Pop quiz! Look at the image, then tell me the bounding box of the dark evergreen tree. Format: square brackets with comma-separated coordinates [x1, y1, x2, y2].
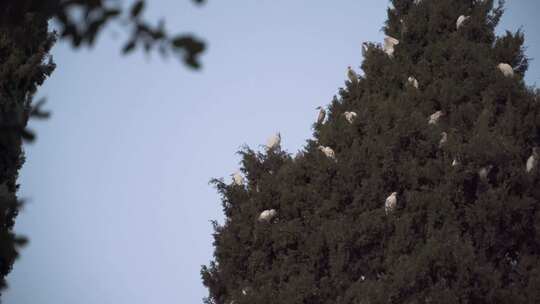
[202, 1, 540, 303]
[0, 8, 56, 291]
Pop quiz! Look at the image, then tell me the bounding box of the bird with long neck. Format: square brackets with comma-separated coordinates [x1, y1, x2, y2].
[316, 106, 326, 125]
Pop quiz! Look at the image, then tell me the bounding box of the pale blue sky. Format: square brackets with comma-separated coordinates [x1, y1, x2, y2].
[4, 1, 540, 303]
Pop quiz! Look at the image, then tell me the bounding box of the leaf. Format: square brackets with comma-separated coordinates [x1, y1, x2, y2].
[122, 40, 136, 54]
[30, 98, 51, 119]
[130, 0, 145, 18]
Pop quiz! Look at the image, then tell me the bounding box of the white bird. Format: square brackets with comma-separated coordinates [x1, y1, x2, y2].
[408, 76, 419, 89]
[385, 192, 398, 214]
[456, 15, 470, 30]
[428, 111, 444, 125]
[258, 209, 277, 222]
[414, 0, 422, 4]
[266, 133, 281, 150]
[343, 111, 357, 124]
[383, 36, 399, 58]
[232, 171, 244, 186]
[439, 132, 448, 148]
[479, 165, 493, 180]
[526, 147, 539, 173]
[316, 106, 326, 124]
[347, 66, 358, 83]
[452, 158, 459, 167]
[498, 63, 514, 78]
[362, 42, 369, 57]
[319, 146, 336, 160]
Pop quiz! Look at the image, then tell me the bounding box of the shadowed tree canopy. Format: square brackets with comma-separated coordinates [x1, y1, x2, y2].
[0, 0, 206, 296]
[202, 0, 540, 303]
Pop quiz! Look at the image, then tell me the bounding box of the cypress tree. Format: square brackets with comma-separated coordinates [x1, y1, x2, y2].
[202, 0, 540, 303]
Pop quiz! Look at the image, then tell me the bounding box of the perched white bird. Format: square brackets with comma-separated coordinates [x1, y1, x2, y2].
[347, 66, 358, 83]
[232, 171, 244, 186]
[452, 158, 459, 167]
[456, 15, 470, 30]
[479, 165, 493, 180]
[414, 0, 422, 4]
[439, 132, 448, 148]
[343, 111, 357, 124]
[266, 133, 281, 150]
[526, 147, 539, 173]
[360, 275, 366, 281]
[385, 192, 398, 214]
[428, 111, 444, 125]
[408, 76, 419, 89]
[498, 63, 514, 78]
[318, 146, 336, 160]
[362, 42, 369, 57]
[383, 36, 399, 57]
[316, 106, 326, 124]
[258, 209, 277, 222]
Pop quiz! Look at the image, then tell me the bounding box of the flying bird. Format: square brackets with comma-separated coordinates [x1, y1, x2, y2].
[526, 147, 539, 173]
[316, 106, 326, 124]
[258, 209, 277, 222]
[343, 111, 357, 124]
[319, 146, 336, 160]
[383, 36, 399, 57]
[428, 111, 444, 125]
[498, 63, 514, 77]
[266, 133, 281, 150]
[385, 192, 397, 214]
[232, 171, 244, 186]
[408, 76, 419, 89]
[347, 66, 358, 83]
[439, 132, 448, 148]
[456, 15, 470, 30]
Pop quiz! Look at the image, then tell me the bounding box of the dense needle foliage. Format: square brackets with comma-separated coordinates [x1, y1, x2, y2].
[202, 1, 540, 303]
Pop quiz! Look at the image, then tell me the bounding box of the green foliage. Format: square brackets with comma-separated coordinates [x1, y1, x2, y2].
[0, 8, 56, 292]
[202, 1, 540, 303]
[0, 0, 206, 69]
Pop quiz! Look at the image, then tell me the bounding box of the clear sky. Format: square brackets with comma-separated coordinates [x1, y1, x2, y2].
[4, 1, 540, 303]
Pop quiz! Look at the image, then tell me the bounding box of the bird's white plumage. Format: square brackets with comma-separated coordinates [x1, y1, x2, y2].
[385, 192, 398, 214]
[452, 158, 459, 167]
[316, 106, 326, 124]
[232, 171, 244, 186]
[456, 15, 470, 30]
[413, 0, 422, 4]
[479, 165, 493, 180]
[258, 209, 277, 222]
[266, 133, 281, 149]
[526, 147, 539, 173]
[362, 42, 369, 57]
[408, 76, 419, 89]
[428, 111, 444, 125]
[498, 63, 514, 77]
[343, 111, 357, 124]
[439, 132, 448, 148]
[319, 146, 336, 160]
[347, 66, 358, 83]
[383, 36, 399, 57]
